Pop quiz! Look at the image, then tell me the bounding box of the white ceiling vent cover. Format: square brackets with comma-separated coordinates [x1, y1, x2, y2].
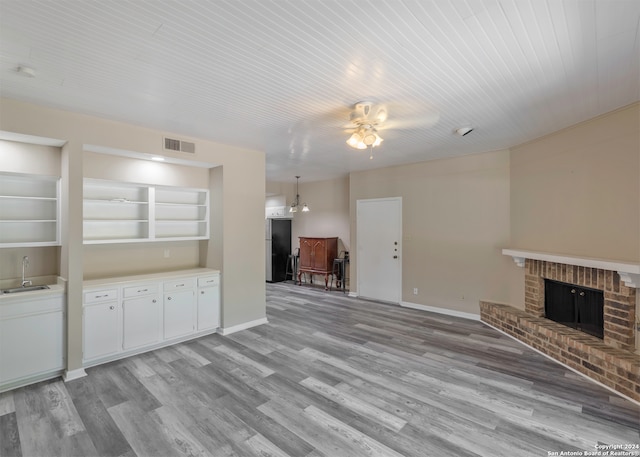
[164, 137, 196, 154]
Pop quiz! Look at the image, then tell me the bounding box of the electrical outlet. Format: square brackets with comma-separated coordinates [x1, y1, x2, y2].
[413, 288, 418, 295]
[163, 249, 170, 258]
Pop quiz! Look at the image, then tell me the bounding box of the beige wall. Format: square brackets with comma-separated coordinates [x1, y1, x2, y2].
[0, 98, 266, 372]
[510, 103, 640, 262]
[0, 140, 61, 175]
[292, 177, 350, 254]
[350, 149, 523, 315]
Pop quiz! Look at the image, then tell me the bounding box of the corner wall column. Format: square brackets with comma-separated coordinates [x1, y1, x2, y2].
[61, 141, 86, 379]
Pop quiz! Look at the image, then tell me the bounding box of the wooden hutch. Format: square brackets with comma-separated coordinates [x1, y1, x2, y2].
[297, 237, 338, 290]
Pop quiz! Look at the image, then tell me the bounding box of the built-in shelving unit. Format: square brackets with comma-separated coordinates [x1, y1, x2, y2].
[0, 172, 61, 247]
[154, 187, 209, 240]
[83, 179, 209, 244]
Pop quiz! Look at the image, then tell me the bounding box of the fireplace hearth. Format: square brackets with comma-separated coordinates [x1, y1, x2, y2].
[544, 279, 604, 339]
[481, 250, 639, 402]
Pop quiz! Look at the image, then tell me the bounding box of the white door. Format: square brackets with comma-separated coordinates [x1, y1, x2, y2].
[357, 197, 402, 303]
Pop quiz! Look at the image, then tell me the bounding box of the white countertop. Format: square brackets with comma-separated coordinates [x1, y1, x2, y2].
[83, 268, 220, 288]
[0, 277, 66, 304]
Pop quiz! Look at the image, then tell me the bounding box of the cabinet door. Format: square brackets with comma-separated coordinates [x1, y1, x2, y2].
[311, 239, 327, 270]
[83, 301, 119, 361]
[299, 238, 313, 269]
[123, 295, 160, 350]
[0, 311, 64, 384]
[163, 290, 195, 339]
[197, 286, 220, 331]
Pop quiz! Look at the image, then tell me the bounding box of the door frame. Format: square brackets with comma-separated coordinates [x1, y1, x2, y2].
[356, 197, 402, 303]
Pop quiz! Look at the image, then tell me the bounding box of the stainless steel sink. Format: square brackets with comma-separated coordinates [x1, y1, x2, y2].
[2, 285, 50, 294]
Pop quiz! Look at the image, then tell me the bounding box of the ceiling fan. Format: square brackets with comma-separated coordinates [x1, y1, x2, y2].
[343, 101, 439, 158]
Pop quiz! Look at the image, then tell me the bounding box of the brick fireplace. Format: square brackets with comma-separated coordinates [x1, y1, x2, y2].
[480, 250, 640, 402]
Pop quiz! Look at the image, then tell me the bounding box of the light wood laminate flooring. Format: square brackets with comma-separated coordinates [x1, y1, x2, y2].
[1, 282, 638, 457]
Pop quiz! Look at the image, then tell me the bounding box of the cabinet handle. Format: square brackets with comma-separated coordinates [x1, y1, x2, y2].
[579, 291, 585, 296]
[571, 289, 576, 294]
[97, 294, 108, 298]
[176, 283, 185, 287]
[201, 291, 205, 294]
[138, 289, 148, 293]
[168, 296, 172, 301]
[109, 305, 115, 310]
[152, 299, 157, 303]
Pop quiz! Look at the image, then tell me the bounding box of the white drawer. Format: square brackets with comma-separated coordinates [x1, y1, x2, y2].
[84, 289, 118, 304]
[197, 275, 220, 288]
[164, 278, 196, 291]
[123, 283, 158, 298]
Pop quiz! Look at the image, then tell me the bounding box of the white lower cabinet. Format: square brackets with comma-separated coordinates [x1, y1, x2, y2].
[197, 275, 220, 330]
[0, 294, 65, 388]
[83, 301, 119, 360]
[122, 283, 161, 350]
[83, 288, 119, 361]
[164, 289, 195, 339]
[82, 270, 220, 366]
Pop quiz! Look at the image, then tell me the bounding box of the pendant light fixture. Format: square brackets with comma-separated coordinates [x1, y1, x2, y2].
[289, 176, 310, 213]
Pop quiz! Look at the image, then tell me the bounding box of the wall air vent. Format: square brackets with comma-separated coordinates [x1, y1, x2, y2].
[164, 137, 196, 154]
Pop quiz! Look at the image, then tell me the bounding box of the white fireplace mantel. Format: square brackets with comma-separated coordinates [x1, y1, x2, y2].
[503, 249, 640, 288]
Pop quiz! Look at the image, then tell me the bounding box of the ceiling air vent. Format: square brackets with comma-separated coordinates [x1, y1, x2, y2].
[164, 137, 196, 154]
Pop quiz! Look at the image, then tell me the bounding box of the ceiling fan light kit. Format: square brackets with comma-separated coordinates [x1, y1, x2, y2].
[346, 126, 383, 150]
[346, 101, 386, 152]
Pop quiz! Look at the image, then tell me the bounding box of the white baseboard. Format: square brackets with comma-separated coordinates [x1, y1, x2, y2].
[220, 317, 268, 336]
[62, 368, 87, 382]
[0, 370, 64, 393]
[483, 321, 640, 407]
[348, 292, 358, 298]
[400, 301, 481, 321]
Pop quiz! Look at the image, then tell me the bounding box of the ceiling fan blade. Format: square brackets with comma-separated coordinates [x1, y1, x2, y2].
[379, 101, 440, 130]
[380, 112, 440, 130]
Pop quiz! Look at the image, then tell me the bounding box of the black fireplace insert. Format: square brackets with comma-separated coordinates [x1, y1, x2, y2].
[544, 279, 604, 339]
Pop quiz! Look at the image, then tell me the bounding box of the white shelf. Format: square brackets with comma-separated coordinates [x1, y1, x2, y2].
[0, 172, 60, 247]
[83, 178, 209, 244]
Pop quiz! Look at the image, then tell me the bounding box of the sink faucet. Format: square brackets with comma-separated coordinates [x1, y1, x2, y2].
[21, 256, 32, 287]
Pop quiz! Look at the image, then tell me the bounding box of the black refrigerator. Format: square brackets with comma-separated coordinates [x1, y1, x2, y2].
[265, 218, 291, 282]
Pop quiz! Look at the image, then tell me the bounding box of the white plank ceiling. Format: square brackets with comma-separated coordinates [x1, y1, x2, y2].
[1, 0, 639, 183]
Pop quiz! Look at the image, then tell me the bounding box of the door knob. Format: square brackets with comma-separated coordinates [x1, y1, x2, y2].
[393, 255, 398, 259]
